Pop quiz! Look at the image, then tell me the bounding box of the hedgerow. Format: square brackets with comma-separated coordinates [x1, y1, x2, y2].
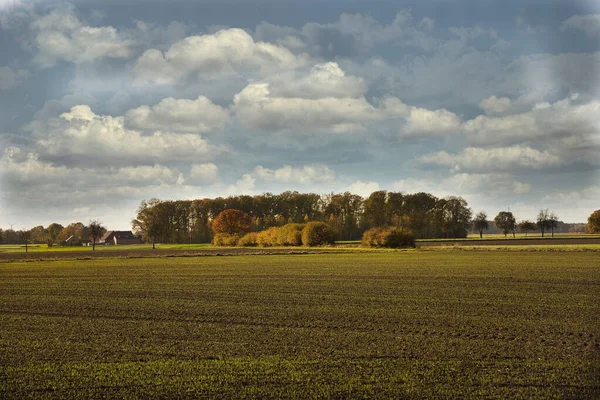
[362, 227, 415, 248]
[301, 222, 335, 247]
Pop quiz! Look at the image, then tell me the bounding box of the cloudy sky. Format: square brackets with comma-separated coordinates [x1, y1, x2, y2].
[0, 0, 599, 230]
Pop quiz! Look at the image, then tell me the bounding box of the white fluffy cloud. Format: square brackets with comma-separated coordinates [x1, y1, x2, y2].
[419, 146, 563, 172]
[134, 28, 308, 84]
[189, 163, 219, 184]
[378, 96, 462, 136]
[267, 62, 367, 99]
[31, 5, 134, 67]
[227, 173, 256, 195]
[253, 164, 336, 184]
[232, 62, 461, 134]
[1, 146, 69, 184]
[1, 147, 182, 186]
[115, 164, 183, 185]
[125, 96, 229, 133]
[30, 105, 217, 164]
[561, 14, 600, 36]
[347, 180, 380, 197]
[233, 63, 380, 133]
[403, 107, 462, 136]
[463, 95, 600, 148]
[479, 96, 513, 116]
[0, 66, 28, 90]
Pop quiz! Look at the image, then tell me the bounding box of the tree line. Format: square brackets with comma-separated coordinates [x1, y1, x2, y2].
[2, 196, 596, 248]
[0, 221, 106, 248]
[131, 191, 474, 244]
[473, 209, 562, 238]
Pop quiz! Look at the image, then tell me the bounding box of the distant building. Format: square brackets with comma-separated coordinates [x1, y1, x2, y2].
[64, 235, 80, 246]
[100, 231, 141, 245]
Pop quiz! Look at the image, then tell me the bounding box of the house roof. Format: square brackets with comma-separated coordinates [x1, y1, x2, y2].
[100, 231, 113, 241]
[102, 230, 136, 241]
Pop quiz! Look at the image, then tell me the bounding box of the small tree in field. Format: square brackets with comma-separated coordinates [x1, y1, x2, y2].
[88, 220, 106, 251]
[588, 210, 600, 233]
[518, 220, 537, 237]
[548, 212, 559, 237]
[20, 230, 31, 253]
[537, 209, 550, 237]
[494, 211, 516, 237]
[212, 209, 252, 236]
[472, 211, 489, 238]
[132, 199, 162, 249]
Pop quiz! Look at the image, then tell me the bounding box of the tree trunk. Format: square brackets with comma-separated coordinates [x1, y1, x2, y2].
[479, 231, 482, 238]
[92, 238, 95, 251]
[152, 240, 155, 250]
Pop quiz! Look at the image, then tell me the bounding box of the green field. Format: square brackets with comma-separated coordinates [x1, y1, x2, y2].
[0, 243, 213, 253]
[1, 251, 599, 398]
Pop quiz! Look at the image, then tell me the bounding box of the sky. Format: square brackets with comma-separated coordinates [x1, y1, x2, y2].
[0, 0, 599, 230]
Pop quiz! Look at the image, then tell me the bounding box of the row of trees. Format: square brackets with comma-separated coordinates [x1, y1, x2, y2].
[472, 209, 561, 238]
[131, 191, 474, 244]
[0, 221, 106, 250]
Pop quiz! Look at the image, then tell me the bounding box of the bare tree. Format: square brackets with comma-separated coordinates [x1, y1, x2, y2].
[472, 211, 489, 238]
[88, 220, 106, 251]
[537, 209, 549, 238]
[20, 230, 31, 253]
[548, 212, 559, 237]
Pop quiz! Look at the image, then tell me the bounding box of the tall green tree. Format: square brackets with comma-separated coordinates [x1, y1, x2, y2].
[588, 210, 600, 233]
[132, 199, 162, 249]
[363, 190, 388, 229]
[518, 220, 537, 237]
[494, 211, 516, 237]
[47, 223, 64, 245]
[442, 197, 472, 238]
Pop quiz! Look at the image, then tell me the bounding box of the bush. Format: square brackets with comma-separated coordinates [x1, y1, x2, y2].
[238, 232, 258, 247]
[211, 233, 239, 247]
[256, 227, 280, 247]
[301, 222, 334, 246]
[277, 223, 304, 246]
[361, 228, 380, 247]
[362, 227, 415, 248]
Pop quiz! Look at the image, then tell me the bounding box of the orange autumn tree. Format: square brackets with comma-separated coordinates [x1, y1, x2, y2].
[212, 209, 253, 236]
